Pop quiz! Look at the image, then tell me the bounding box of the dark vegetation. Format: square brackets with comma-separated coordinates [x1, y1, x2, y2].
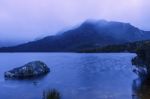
[43, 89, 60, 99]
[132, 41, 150, 81]
[79, 40, 150, 53]
[132, 79, 150, 99]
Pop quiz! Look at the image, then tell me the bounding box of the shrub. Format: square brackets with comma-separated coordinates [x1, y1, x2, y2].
[43, 89, 60, 99]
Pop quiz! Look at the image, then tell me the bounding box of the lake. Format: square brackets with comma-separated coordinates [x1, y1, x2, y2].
[0, 53, 138, 99]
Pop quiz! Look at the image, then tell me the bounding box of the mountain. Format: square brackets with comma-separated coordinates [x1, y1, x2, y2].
[0, 40, 27, 47]
[0, 20, 150, 52]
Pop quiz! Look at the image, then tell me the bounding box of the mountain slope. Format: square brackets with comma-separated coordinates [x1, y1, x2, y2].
[0, 40, 27, 47]
[0, 20, 150, 52]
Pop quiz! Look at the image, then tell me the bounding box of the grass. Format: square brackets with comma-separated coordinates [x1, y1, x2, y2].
[43, 89, 60, 99]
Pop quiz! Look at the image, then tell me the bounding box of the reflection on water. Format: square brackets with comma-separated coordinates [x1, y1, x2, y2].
[0, 53, 137, 99]
[132, 79, 150, 99]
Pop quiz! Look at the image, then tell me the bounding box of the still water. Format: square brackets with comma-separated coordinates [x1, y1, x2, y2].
[0, 53, 138, 99]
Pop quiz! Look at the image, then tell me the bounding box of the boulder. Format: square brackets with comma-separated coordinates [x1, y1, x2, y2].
[4, 61, 50, 79]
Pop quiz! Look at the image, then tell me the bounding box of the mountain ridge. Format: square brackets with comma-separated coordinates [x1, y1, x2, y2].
[0, 20, 150, 52]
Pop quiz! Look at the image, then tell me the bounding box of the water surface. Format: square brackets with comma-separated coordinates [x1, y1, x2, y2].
[0, 53, 137, 99]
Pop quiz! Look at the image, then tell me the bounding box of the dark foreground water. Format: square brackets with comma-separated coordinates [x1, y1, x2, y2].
[0, 53, 139, 99]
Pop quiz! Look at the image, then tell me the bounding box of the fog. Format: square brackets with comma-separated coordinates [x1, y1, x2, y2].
[0, 0, 150, 41]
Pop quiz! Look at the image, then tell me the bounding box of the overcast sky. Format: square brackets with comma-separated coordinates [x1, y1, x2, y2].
[0, 0, 150, 41]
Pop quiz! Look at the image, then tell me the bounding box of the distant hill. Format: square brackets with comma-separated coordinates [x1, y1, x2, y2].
[1, 20, 150, 52]
[0, 40, 27, 47]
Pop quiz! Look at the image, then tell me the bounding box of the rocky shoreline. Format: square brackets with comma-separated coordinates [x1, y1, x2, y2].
[132, 43, 150, 81]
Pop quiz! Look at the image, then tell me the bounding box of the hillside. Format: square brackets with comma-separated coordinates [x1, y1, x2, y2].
[0, 20, 150, 52]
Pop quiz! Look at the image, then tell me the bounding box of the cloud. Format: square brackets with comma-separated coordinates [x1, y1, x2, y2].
[0, 0, 149, 40]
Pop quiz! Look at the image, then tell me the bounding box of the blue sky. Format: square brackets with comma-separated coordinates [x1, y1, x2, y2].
[0, 0, 149, 41]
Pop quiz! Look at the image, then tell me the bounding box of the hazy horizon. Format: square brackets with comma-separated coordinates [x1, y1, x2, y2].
[0, 0, 150, 41]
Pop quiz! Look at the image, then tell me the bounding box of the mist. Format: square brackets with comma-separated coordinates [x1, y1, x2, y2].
[0, 0, 150, 41]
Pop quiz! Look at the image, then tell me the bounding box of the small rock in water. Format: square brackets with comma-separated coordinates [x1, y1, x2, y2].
[33, 81, 39, 86]
[4, 61, 50, 79]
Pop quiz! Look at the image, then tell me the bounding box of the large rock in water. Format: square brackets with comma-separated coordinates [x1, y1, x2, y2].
[4, 61, 50, 79]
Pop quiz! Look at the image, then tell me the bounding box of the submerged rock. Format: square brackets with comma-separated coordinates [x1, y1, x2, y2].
[4, 61, 50, 79]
